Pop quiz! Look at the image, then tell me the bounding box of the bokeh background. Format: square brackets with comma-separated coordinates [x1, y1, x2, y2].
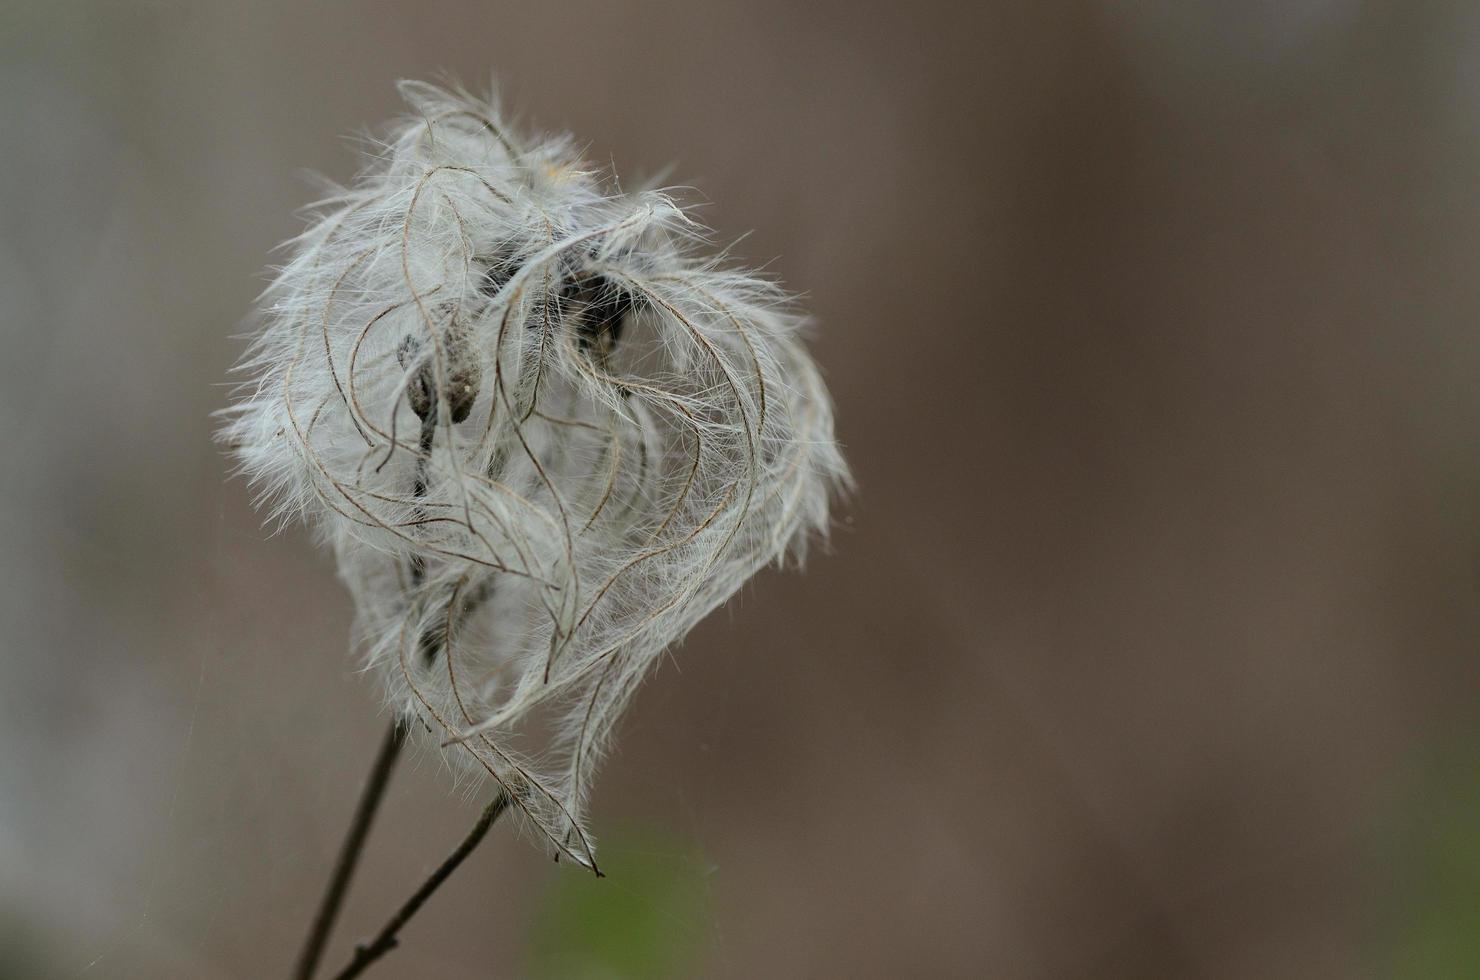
[5, 1, 1480, 977]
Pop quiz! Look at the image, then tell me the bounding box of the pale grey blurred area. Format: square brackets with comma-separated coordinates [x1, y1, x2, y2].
[5, 1, 1480, 977]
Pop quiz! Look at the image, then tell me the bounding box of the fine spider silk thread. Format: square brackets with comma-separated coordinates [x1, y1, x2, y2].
[221, 81, 849, 871]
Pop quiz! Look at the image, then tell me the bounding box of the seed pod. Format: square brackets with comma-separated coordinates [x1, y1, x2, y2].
[221, 81, 849, 871]
[397, 318, 482, 424]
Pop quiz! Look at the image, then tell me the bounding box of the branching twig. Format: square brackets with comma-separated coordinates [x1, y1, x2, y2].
[330, 792, 513, 980]
[294, 415, 435, 980]
[291, 718, 409, 980]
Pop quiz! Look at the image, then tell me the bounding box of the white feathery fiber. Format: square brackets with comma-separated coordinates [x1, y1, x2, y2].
[222, 81, 849, 871]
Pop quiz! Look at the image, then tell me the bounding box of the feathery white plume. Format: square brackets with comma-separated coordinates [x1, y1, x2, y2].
[222, 81, 848, 871]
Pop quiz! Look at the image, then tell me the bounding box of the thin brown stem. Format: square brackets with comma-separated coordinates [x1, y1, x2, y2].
[295, 395, 442, 980]
[329, 792, 512, 980]
[291, 718, 409, 980]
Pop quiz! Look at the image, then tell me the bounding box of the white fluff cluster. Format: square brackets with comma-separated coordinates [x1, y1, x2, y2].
[222, 82, 848, 870]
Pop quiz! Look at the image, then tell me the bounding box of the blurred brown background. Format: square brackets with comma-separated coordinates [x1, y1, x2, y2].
[5, 1, 1480, 977]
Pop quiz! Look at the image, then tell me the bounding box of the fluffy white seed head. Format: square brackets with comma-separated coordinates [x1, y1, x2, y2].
[221, 81, 848, 870]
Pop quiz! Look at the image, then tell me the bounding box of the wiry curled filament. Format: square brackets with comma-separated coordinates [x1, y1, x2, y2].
[222, 81, 848, 870]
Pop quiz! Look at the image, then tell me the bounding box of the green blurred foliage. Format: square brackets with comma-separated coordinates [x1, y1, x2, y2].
[1367, 734, 1480, 979]
[526, 828, 713, 980]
